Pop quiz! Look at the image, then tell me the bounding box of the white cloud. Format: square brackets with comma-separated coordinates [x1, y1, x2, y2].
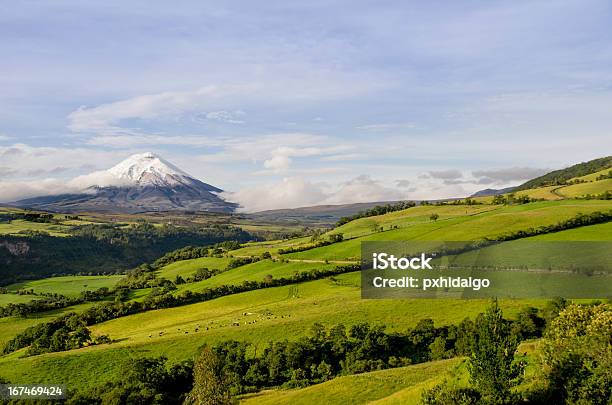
[68, 85, 256, 135]
[67, 170, 133, 189]
[322, 175, 403, 205]
[223, 175, 404, 212]
[203, 110, 245, 124]
[261, 146, 325, 173]
[263, 154, 292, 172]
[0, 179, 72, 202]
[221, 177, 328, 212]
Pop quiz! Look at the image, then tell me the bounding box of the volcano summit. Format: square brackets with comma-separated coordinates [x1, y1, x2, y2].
[14, 153, 238, 213]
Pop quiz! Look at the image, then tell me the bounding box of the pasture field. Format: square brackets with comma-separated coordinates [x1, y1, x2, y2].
[0, 293, 39, 305]
[172, 259, 337, 294]
[286, 200, 612, 261]
[0, 302, 102, 349]
[514, 185, 563, 200]
[570, 167, 611, 182]
[530, 221, 612, 240]
[240, 358, 464, 405]
[555, 178, 612, 197]
[243, 339, 543, 405]
[0, 219, 72, 237]
[0, 270, 545, 388]
[157, 256, 233, 280]
[231, 236, 313, 257]
[7, 275, 123, 297]
[329, 205, 499, 239]
[0, 198, 610, 400]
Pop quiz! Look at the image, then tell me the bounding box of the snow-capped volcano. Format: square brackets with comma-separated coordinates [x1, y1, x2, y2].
[14, 153, 236, 213]
[107, 152, 206, 188]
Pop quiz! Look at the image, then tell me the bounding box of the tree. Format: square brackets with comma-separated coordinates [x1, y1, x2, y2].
[537, 304, 611, 405]
[429, 336, 448, 360]
[188, 346, 232, 405]
[328, 233, 344, 243]
[468, 299, 520, 404]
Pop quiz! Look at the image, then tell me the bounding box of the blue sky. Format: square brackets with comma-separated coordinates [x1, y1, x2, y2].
[1, 0, 611, 210]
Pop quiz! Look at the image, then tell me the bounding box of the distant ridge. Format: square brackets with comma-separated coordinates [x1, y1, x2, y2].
[515, 156, 612, 191]
[470, 186, 516, 198]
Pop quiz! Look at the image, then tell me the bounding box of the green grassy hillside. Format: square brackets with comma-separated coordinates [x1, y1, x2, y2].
[0, 198, 609, 401]
[515, 156, 611, 190]
[241, 358, 463, 405]
[286, 201, 612, 260]
[7, 275, 123, 297]
[172, 259, 337, 293]
[157, 256, 233, 280]
[555, 178, 612, 197]
[0, 271, 542, 388]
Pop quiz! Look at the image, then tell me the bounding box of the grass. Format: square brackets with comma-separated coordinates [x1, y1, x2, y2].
[569, 167, 611, 182]
[0, 271, 545, 388]
[231, 237, 313, 257]
[0, 302, 101, 349]
[530, 221, 612, 240]
[0, 294, 40, 305]
[0, 199, 610, 396]
[7, 275, 123, 298]
[513, 185, 563, 200]
[172, 259, 337, 294]
[240, 338, 546, 405]
[157, 256, 233, 280]
[285, 201, 612, 261]
[329, 205, 499, 239]
[555, 179, 612, 197]
[0, 219, 72, 237]
[240, 358, 463, 405]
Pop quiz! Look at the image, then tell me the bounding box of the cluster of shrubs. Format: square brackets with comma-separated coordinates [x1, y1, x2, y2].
[579, 190, 611, 200]
[337, 201, 416, 226]
[68, 356, 193, 404]
[491, 193, 539, 205]
[175, 267, 225, 285]
[2, 312, 110, 356]
[0, 287, 115, 318]
[0, 212, 56, 223]
[595, 169, 612, 180]
[427, 198, 483, 206]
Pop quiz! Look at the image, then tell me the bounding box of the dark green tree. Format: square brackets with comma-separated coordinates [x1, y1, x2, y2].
[187, 346, 232, 405]
[468, 299, 520, 404]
